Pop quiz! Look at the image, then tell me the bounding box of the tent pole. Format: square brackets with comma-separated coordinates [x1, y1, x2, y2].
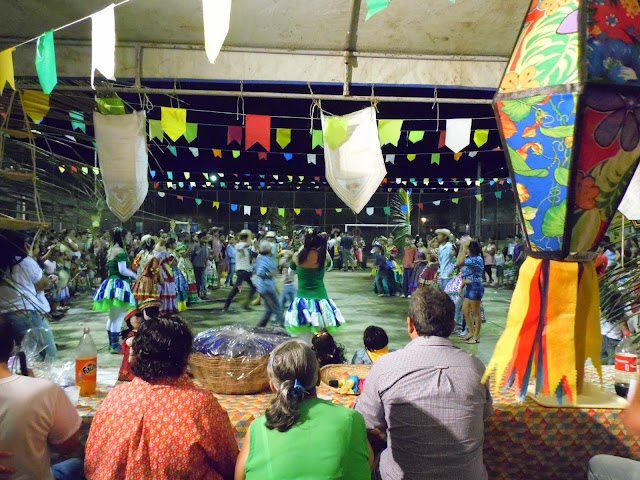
[622, 214, 625, 268]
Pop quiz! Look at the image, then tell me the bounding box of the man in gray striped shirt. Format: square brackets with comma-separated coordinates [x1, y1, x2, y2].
[355, 286, 492, 480]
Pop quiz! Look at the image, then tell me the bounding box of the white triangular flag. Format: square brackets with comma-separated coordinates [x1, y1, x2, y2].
[202, 0, 232, 63]
[244, 205, 251, 215]
[91, 4, 116, 89]
[273, 175, 279, 180]
[396, 178, 401, 184]
[158, 192, 165, 197]
[307, 154, 316, 164]
[433, 200, 441, 206]
[189, 147, 199, 157]
[465, 178, 472, 185]
[218, 173, 224, 177]
[619, 163, 640, 220]
[385, 154, 395, 164]
[184, 172, 191, 180]
[190, 182, 196, 187]
[445, 118, 472, 153]
[423, 178, 429, 186]
[65, 135, 76, 142]
[366, 207, 374, 216]
[468, 151, 478, 158]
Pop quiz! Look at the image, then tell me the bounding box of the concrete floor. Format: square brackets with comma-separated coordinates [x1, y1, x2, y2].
[48, 271, 513, 369]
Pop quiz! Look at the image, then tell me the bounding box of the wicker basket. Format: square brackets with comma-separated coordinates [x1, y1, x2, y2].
[319, 364, 372, 395]
[189, 353, 270, 395]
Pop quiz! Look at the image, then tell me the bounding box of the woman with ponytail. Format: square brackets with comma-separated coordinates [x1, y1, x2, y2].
[234, 340, 372, 480]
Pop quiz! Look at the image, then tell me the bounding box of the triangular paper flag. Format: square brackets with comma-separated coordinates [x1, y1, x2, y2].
[260, 206, 267, 215]
[278, 208, 285, 217]
[230, 204, 238, 211]
[378, 119, 403, 146]
[161, 107, 187, 142]
[184, 123, 198, 143]
[190, 147, 199, 157]
[213, 201, 220, 209]
[445, 118, 472, 153]
[70, 111, 86, 133]
[438, 130, 446, 148]
[475, 180, 481, 186]
[64, 135, 76, 142]
[465, 178, 472, 185]
[423, 178, 429, 185]
[315, 208, 322, 215]
[385, 154, 395, 164]
[150, 170, 156, 178]
[96, 96, 125, 115]
[184, 172, 191, 180]
[468, 151, 478, 158]
[284, 153, 293, 161]
[408, 130, 425, 143]
[58, 166, 65, 173]
[157, 192, 165, 197]
[167, 146, 177, 157]
[407, 154, 416, 162]
[92, 167, 100, 175]
[258, 152, 267, 160]
[0, 48, 16, 93]
[202, 0, 232, 63]
[244, 205, 251, 215]
[22, 91, 50, 123]
[366, 207, 374, 216]
[366, 0, 391, 20]
[148, 120, 163, 141]
[312, 129, 324, 149]
[195, 198, 202, 205]
[276, 128, 291, 149]
[454, 152, 463, 161]
[418, 203, 424, 210]
[307, 154, 317, 164]
[475, 195, 483, 202]
[383, 206, 391, 215]
[299, 176, 304, 182]
[232, 150, 240, 158]
[474, 129, 489, 147]
[91, 4, 116, 88]
[324, 116, 349, 150]
[273, 175, 279, 180]
[495, 191, 503, 199]
[287, 175, 293, 182]
[70, 166, 78, 173]
[431, 153, 440, 165]
[36, 31, 57, 95]
[294, 208, 301, 215]
[227, 126, 243, 146]
[433, 200, 441, 206]
[203, 173, 209, 180]
[246, 114, 271, 150]
[168, 172, 173, 180]
[213, 149, 222, 158]
[452, 198, 459, 204]
[335, 208, 343, 213]
[177, 195, 184, 201]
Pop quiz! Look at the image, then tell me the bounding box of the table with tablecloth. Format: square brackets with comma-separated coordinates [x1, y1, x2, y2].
[77, 366, 640, 480]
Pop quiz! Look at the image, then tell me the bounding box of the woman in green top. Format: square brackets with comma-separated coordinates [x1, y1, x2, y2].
[284, 231, 345, 335]
[235, 340, 372, 480]
[92, 228, 137, 353]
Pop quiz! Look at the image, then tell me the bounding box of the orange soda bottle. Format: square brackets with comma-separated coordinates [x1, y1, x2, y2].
[75, 327, 98, 396]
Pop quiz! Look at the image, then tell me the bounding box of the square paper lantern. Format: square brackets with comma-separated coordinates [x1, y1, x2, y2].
[487, 0, 640, 402]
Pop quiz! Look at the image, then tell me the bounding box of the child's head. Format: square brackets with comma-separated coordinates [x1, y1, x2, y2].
[139, 299, 161, 320]
[122, 308, 143, 340]
[363, 326, 389, 352]
[311, 330, 345, 367]
[259, 240, 272, 256]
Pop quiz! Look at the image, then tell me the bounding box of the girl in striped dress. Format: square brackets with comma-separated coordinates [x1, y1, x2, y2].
[167, 239, 188, 312]
[153, 239, 178, 316]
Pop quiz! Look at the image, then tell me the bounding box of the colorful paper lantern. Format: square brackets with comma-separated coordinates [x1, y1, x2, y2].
[486, 0, 640, 402]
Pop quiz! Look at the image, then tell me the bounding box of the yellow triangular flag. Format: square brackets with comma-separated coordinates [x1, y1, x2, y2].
[294, 208, 301, 215]
[213, 201, 220, 209]
[474, 129, 489, 147]
[260, 206, 267, 215]
[161, 107, 187, 142]
[184, 172, 191, 180]
[22, 90, 50, 123]
[203, 173, 209, 180]
[213, 149, 222, 158]
[81, 167, 88, 175]
[58, 166, 65, 173]
[0, 48, 16, 93]
[92, 167, 100, 175]
[407, 154, 416, 162]
[276, 128, 291, 149]
[454, 152, 463, 161]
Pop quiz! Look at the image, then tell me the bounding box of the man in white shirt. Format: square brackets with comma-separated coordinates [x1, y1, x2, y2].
[435, 229, 455, 290]
[223, 230, 257, 312]
[0, 316, 83, 480]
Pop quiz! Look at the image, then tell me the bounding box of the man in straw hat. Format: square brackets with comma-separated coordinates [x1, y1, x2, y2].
[223, 230, 257, 313]
[435, 228, 455, 290]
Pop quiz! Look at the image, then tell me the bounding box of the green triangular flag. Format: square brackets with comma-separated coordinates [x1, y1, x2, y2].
[96, 96, 126, 115]
[452, 198, 459, 204]
[474, 129, 489, 147]
[312, 129, 323, 149]
[278, 208, 285, 217]
[167, 146, 177, 157]
[232, 150, 240, 158]
[276, 128, 291, 149]
[148, 120, 163, 141]
[287, 175, 293, 182]
[366, 0, 391, 21]
[408, 130, 425, 144]
[495, 191, 503, 199]
[184, 123, 198, 143]
[431, 153, 440, 165]
[195, 198, 202, 206]
[407, 154, 416, 162]
[475, 194, 482, 202]
[324, 117, 349, 150]
[383, 206, 391, 215]
[70, 111, 86, 133]
[378, 119, 403, 146]
[35, 30, 57, 95]
[335, 208, 343, 213]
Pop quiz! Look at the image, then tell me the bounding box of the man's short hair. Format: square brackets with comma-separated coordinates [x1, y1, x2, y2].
[408, 286, 456, 338]
[0, 315, 15, 363]
[131, 316, 193, 382]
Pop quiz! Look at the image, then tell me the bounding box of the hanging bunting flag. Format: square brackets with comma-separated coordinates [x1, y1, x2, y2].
[246, 114, 271, 150]
[206, 182, 211, 186]
[227, 126, 243, 146]
[410, 178, 417, 186]
[213, 149, 222, 158]
[299, 176, 304, 182]
[408, 130, 425, 143]
[294, 208, 301, 215]
[418, 203, 424, 210]
[203, 173, 209, 180]
[433, 200, 441, 206]
[454, 152, 463, 161]
[465, 178, 472, 185]
[191, 198, 200, 205]
[70, 111, 86, 133]
[232, 150, 240, 158]
[213, 201, 220, 209]
[383, 206, 391, 215]
[278, 208, 285, 217]
[0, 48, 16, 93]
[378, 119, 403, 146]
[22, 91, 50, 123]
[92, 167, 100, 175]
[312, 129, 324, 149]
[64, 135, 76, 142]
[366, 207, 374, 216]
[276, 128, 292, 149]
[273, 175, 279, 180]
[475, 180, 481, 186]
[96, 96, 125, 115]
[167, 172, 174, 180]
[452, 198, 459, 204]
[474, 129, 489, 147]
[176, 195, 184, 201]
[506, 178, 512, 184]
[150, 170, 156, 178]
[178, 182, 184, 188]
[335, 208, 343, 213]
[468, 151, 478, 158]
[430, 153, 440, 165]
[36, 31, 57, 94]
[395, 178, 401, 184]
[423, 178, 429, 185]
[499, 180, 505, 185]
[287, 175, 293, 182]
[314, 176, 320, 182]
[323, 116, 349, 150]
[148, 120, 163, 141]
[230, 204, 238, 211]
[407, 154, 416, 162]
[184, 172, 191, 180]
[284, 153, 293, 161]
[260, 206, 267, 215]
[189, 147, 199, 157]
[259, 182, 265, 187]
[190, 182, 196, 188]
[445, 118, 472, 153]
[157, 192, 165, 197]
[307, 154, 317, 164]
[161, 107, 187, 142]
[437, 178, 443, 185]
[315, 208, 322, 215]
[70, 166, 78, 173]
[366, 0, 391, 20]
[91, 4, 116, 88]
[167, 146, 178, 157]
[244, 205, 251, 216]
[475, 195, 482, 202]
[490, 180, 495, 186]
[202, 0, 232, 63]
[184, 123, 198, 143]
[253, 152, 265, 161]
[438, 130, 446, 148]
[58, 166, 65, 173]
[495, 191, 503, 199]
[385, 154, 395, 164]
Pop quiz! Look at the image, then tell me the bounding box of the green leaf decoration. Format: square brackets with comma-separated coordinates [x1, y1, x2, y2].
[324, 117, 349, 150]
[500, 95, 549, 122]
[540, 125, 574, 138]
[541, 200, 566, 238]
[554, 166, 570, 186]
[521, 206, 539, 221]
[570, 209, 602, 252]
[508, 146, 549, 177]
[591, 150, 640, 220]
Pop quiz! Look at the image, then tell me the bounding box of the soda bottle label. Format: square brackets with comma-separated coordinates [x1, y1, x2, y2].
[615, 353, 638, 373]
[76, 357, 97, 395]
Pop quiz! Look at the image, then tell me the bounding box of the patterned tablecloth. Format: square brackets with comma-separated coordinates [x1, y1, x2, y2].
[77, 366, 640, 480]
